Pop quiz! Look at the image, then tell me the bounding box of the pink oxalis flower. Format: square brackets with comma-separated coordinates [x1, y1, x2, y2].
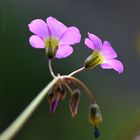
[84, 33, 124, 74]
[28, 17, 124, 138]
[28, 16, 81, 58]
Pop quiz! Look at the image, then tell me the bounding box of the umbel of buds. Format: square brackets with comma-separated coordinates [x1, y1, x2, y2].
[47, 80, 81, 116]
[46, 76, 103, 138]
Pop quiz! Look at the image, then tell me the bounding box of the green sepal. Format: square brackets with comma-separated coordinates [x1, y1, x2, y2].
[84, 52, 104, 69]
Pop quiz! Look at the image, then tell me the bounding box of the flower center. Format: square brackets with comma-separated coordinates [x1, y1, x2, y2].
[92, 51, 104, 64]
[45, 37, 59, 49]
[84, 51, 105, 69]
[45, 37, 59, 59]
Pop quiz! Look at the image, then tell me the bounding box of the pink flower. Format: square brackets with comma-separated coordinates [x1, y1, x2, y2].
[84, 33, 124, 74]
[28, 16, 81, 59]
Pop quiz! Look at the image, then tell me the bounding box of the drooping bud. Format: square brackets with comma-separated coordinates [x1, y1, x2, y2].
[89, 103, 102, 127]
[69, 89, 81, 117]
[84, 51, 104, 69]
[45, 38, 58, 59]
[50, 94, 60, 113]
[47, 84, 61, 113]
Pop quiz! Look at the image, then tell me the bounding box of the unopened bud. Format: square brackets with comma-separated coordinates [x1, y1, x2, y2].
[84, 52, 104, 69]
[47, 84, 61, 113]
[69, 89, 81, 117]
[89, 104, 102, 127]
[50, 95, 60, 113]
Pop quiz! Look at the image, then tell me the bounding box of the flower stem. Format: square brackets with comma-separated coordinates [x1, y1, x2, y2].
[60, 80, 73, 96]
[62, 76, 96, 104]
[48, 59, 56, 78]
[68, 67, 85, 77]
[0, 77, 59, 140]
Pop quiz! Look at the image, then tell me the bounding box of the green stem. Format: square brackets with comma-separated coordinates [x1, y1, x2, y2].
[68, 67, 85, 77]
[62, 76, 96, 103]
[0, 77, 59, 140]
[48, 59, 56, 78]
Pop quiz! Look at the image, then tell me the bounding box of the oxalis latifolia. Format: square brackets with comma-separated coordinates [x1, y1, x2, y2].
[0, 16, 124, 140]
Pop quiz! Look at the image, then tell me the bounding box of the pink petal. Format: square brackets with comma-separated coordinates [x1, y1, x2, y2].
[84, 38, 94, 50]
[88, 33, 102, 51]
[29, 35, 45, 48]
[55, 45, 73, 59]
[59, 27, 81, 45]
[46, 16, 67, 39]
[28, 19, 49, 39]
[100, 41, 117, 59]
[101, 59, 124, 74]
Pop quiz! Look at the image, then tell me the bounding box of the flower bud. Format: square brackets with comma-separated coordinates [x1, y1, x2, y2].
[45, 38, 58, 59]
[89, 103, 102, 127]
[84, 52, 104, 69]
[50, 95, 60, 113]
[69, 89, 81, 117]
[47, 85, 61, 113]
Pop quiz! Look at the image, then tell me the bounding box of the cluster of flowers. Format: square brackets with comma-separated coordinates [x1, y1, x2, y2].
[28, 16, 124, 138]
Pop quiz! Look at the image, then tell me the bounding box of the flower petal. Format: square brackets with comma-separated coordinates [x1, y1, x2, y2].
[29, 35, 45, 48]
[59, 27, 81, 45]
[88, 33, 102, 51]
[101, 59, 124, 74]
[28, 19, 49, 39]
[100, 41, 117, 59]
[85, 38, 94, 50]
[46, 16, 67, 39]
[55, 45, 73, 59]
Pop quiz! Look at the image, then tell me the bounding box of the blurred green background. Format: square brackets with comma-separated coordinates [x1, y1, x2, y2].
[1, 0, 140, 139]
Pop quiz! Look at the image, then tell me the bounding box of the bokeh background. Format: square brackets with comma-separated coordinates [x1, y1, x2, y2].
[1, 0, 140, 140]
